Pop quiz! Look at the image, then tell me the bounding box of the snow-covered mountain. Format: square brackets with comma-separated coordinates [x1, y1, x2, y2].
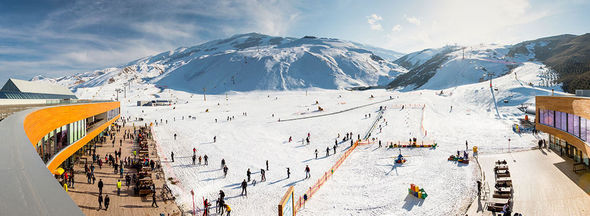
[387, 41, 562, 91]
[42, 33, 406, 95]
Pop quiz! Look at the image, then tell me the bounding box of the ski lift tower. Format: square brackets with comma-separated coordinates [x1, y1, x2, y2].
[486, 72, 501, 119]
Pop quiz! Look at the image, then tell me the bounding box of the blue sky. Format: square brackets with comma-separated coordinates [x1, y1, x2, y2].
[1, 0, 589, 84]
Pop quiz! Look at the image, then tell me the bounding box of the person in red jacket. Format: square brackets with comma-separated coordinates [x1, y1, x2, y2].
[203, 199, 211, 216]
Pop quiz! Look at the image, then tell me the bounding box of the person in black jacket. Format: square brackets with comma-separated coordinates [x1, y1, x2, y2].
[104, 195, 110, 210]
[98, 179, 104, 195]
[97, 194, 103, 211]
[241, 179, 247, 196]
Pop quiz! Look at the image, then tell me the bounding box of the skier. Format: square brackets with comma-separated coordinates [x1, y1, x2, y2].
[204, 155, 208, 165]
[379, 140, 382, 148]
[315, 149, 318, 159]
[333, 145, 337, 154]
[199, 155, 202, 165]
[214, 136, 216, 143]
[223, 165, 229, 178]
[465, 140, 469, 151]
[221, 158, 226, 169]
[247, 169, 251, 182]
[193, 147, 196, 155]
[287, 168, 290, 178]
[171, 152, 174, 162]
[266, 160, 269, 171]
[174, 133, 177, 140]
[192, 154, 196, 165]
[289, 136, 292, 142]
[241, 179, 248, 196]
[326, 147, 330, 157]
[260, 169, 266, 182]
[305, 165, 311, 179]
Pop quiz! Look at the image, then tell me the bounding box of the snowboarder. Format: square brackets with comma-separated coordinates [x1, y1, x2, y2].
[315, 149, 318, 159]
[305, 165, 311, 179]
[204, 155, 208, 165]
[260, 169, 266, 182]
[171, 152, 174, 162]
[247, 169, 251, 182]
[287, 168, 290, 178]
[241, 179, 248, 196]
[223, 165, 228, 178]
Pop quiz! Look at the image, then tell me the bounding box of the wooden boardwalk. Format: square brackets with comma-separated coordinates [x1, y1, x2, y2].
[467, 148, 590, 215]
[66, 125, 182, 216]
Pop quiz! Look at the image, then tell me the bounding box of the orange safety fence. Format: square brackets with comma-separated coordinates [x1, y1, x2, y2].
[294, 140, 360, 213]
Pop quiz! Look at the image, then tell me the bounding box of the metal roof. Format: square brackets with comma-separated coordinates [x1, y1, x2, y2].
[0, 106, 83, 215]
[0, 78, 75, 96]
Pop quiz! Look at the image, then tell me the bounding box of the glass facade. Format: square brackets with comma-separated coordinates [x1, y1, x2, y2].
[35, 107, 120, 164]
[539, 109, 590, 143]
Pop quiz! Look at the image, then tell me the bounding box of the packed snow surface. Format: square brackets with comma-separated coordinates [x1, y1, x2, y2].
[95, 60, 563, 215]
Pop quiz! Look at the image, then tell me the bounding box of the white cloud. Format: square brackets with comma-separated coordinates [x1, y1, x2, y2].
[392, 24, 402, 32]
[405, 15, 421, 26]
[367, 14, 383, 31]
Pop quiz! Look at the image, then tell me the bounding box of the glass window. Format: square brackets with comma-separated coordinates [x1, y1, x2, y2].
[581, 118, 587, 141]
[568, 113, 575, 134]
[555, 111, 561, 129]
[562, 112, 567, 131]
[573, 115, 580, 137]
[549, 110, 555, 127]
[540, 109, 545, 124]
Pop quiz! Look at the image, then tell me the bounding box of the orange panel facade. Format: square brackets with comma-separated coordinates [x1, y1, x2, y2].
[22, 101, 120, 172]
[23, 102, 120, 146]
